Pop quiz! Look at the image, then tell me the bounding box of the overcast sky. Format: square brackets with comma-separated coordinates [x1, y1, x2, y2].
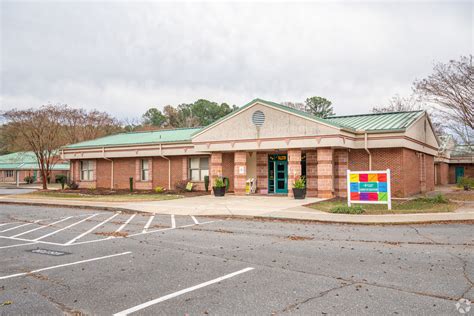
[1, 1, 472, 119]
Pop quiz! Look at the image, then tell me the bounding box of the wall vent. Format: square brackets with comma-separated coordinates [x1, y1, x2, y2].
[252, 110, 265, 127]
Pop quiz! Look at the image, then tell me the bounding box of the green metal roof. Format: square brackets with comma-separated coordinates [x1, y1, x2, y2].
[64, 127, 202, 149]
[326, 111, 425, 132]
[0, 152, 69, 170]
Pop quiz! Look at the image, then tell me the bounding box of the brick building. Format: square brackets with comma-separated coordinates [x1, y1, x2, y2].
[0, 151, 70, 184]
[435, 136, 473, 185]
[63, 99, 440, 197]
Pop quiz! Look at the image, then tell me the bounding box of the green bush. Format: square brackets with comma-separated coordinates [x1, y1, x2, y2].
[154, 186, 165, 194]
[330, 205, 365, 214]
[23, 176, 34, 184]
[457, 177, 474, 191]
[213, 177, 225, 188]
[293, 176, 306, 189]
[55, 174, 67, 183]
[417, 194, 448, 204]
[223, 177, 230, 192]
[204, 176, 209, 192]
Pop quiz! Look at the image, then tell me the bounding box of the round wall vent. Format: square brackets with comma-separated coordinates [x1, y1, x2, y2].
[252, 110, 265, 127]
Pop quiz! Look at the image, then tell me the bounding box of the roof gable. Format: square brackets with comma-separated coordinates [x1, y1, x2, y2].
[192, 98, 346, 139]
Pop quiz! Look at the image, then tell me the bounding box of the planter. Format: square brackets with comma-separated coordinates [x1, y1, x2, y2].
[213, 186, 226, 197]
[292, 188, 306, 199]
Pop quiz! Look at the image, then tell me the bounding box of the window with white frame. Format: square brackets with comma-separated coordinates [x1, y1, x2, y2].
[80, 160, 94, 181]
[141, 159, 150, 181]
[189, 157, 209, 181]
[5, 170, 14, 178]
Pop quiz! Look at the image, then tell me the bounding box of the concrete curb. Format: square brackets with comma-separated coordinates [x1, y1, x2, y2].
[0, 199, 473, 225]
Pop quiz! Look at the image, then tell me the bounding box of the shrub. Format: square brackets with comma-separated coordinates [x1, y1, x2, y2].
[204, 175, 209, 192]
[24, 176, 34, 184]
[293, 176, 306, 189]
[417, 194, 448, 204]
[213, 177, 226, 188]
[67, 181, 79, 190]
[457, 177, 474, 191]
[55, 174, 67, 183]
[223, 177, 230, 192]
[174, 179, 188, 192]
[154, 186, 165, 194]
[330, 205, 364, 214]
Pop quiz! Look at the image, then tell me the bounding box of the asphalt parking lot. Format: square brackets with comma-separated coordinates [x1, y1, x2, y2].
[0, 204, 472, 315]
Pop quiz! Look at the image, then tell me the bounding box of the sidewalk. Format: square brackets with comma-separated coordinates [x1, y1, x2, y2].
[0, 194, 473, 224]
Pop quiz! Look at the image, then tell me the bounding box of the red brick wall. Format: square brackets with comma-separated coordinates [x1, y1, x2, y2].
[435, 162, 449, 185]
[111, 158, 136, 190]
[449, 164, 474, 184]
[334, 149, 349, 197]
[348, 148, 434, 197]
[305, 150, 317, 197]
[233, 152, 247, 195]
[256, 152, 268, 193]
[222, 153, 235, 192]
[96, 159, 112, 188]
[152, 156, 185, 190]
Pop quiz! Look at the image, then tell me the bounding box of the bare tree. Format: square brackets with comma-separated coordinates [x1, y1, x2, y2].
[372, 94, 422, 113]
[414, 55, 473, 141]
[281, 102, 306, 112]
[2, 106, 68, 189]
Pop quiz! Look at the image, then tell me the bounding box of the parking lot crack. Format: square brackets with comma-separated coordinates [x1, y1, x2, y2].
[278, 283, 353, 314]
[448, 252, 474, 298]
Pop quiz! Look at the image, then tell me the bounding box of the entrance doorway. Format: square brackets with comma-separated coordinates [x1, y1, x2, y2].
[268, 154, 288, 194]
[455, 166, 465, 183]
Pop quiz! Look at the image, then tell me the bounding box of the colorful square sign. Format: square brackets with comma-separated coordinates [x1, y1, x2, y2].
[347, 169, 391, 210]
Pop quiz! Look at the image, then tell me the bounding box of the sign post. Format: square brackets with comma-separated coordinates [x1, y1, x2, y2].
[347, 169, 391, 210]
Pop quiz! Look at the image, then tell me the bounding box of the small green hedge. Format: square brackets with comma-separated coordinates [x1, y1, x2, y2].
[330, 205, 365, 214]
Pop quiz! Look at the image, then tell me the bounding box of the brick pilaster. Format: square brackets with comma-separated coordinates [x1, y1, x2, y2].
[256, 152, 268, 193]
[182, 157, 188, 180]
[234, 152, 247, 195]
[287, 149, 302, 197]
[334, 149, 349, 197]
[210, 152, 223, 187]
[317, 148, 334, 198]
[306, 150, 318, 197]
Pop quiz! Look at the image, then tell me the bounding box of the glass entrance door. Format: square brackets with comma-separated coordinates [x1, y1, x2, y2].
[268, 154, 288, 194]
[275, 160, 288, 193]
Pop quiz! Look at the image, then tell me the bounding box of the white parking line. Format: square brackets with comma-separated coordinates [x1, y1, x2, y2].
[11, 216, 73, 238]
[0, 251, 132, 280]
[0, 222, 34, 233]
[116, 214, 136, 233]
[191, 216, 199, 224]
[171, 214, 176, 228]
[65, 213, 120, 245]
[33, 214, 99, 241]
[0, 242, 38, 249]
[113, 267, 254, 316]
[0, 222, 19, 227]
[142, 215, 155, 233]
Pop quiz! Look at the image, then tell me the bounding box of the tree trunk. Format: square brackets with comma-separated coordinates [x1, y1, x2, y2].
[41, 168, 48, 190]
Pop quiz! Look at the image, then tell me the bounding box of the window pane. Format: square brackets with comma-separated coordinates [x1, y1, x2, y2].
[200, 157, 209, 169]
[142, 159, 148, 170]
[142, 170, 148, 181]
[200, 169, 209, 181]
[191, 170, 200, 181]
[190, 157, 199, 169]
[88, 170, 94, 180]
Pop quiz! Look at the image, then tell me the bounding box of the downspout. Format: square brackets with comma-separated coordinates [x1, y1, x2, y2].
[102, 147, 114, 190]
[159, 144, 171, 190]
[364, 132, 372, 171]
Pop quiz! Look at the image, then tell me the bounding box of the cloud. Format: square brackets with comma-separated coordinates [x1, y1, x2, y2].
[1, 1, 471, 119]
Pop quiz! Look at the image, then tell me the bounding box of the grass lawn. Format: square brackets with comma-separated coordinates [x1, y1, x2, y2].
[22, 191, 183, 202]
[443, 191, 474, 201]
[307, 197, 459, 215]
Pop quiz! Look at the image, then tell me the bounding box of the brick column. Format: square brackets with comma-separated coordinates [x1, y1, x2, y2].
[420, 153, 427, 193]
[334, 149, 349, 197]
[256, 152, 268, 193]
[317, 148, 334, 198]
[182, 157, 188, 180]
[234, 152, 247, 195]
[210, 153, 223, 188]
[306, 150, 318, 197]
[287, 149, 302, 197]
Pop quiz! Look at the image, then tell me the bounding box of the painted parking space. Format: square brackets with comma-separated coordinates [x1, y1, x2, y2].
[0, 211, 218, 248]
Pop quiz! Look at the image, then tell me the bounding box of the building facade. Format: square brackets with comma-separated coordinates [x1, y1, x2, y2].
[0, 152, 70, 184]
[435, 136, 473, 185]
[63, 99, 440, 198]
